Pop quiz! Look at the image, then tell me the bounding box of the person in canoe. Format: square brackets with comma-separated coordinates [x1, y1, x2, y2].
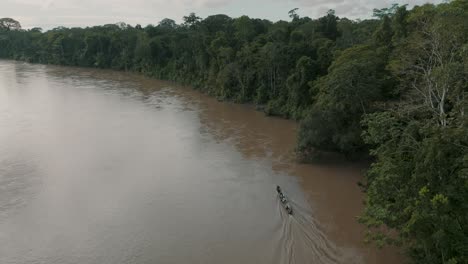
[276, 185, 293, 215]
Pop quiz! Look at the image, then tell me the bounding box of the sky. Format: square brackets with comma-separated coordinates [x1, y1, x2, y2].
[1, 0, 445, 30]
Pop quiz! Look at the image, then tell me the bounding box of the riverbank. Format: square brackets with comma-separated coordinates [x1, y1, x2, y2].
[171, 77, 404, 263]
[0, 59, 402, 263]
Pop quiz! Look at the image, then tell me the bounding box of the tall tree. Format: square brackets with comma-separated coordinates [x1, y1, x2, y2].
[0, 18, 21, 31]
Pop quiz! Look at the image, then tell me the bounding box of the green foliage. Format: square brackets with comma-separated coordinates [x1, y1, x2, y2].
[0, 18, 21, 31]
[318, 10, 340, 41]
[298, 45, 389, 156]
[183, 13, 201, 27]
[373, 16, 393, 46]
[1, 4, 467, 263]
[288, 8, 300, 21]
[361, 111, 468, 264]
[373, 3, 403, 18]
[360, 2, 468, 263]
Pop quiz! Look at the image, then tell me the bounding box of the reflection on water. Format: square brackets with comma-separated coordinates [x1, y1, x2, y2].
[0, 60, 401, 264]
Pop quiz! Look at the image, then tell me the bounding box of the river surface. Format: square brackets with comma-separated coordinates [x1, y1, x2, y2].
[0, 60, 401, 264]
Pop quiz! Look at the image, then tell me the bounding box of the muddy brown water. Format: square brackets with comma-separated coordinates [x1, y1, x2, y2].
[0, 60, 402, 264]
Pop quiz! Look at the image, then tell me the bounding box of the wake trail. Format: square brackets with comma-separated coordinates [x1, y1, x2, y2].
[276, 197, 345, 264]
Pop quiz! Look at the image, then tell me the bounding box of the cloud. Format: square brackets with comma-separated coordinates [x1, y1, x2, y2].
[291, 0, 345, 6]
[1, 0, 444, 29]
[181, 0, 233, 8]
[290, 0, 444, 19]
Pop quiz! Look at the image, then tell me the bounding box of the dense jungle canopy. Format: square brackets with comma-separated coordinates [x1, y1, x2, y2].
[1, 1, 467, 263]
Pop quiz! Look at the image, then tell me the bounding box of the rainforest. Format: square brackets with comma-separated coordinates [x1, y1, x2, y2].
[0, 1, 467, 263]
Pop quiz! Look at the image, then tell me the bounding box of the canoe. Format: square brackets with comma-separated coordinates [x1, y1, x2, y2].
[276, 186, 293, 215]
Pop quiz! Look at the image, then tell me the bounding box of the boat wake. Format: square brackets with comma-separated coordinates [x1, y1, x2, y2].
[276, 197, 348, 264]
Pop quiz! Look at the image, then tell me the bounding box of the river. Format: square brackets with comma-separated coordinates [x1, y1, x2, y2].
[0, 60, 401, 264]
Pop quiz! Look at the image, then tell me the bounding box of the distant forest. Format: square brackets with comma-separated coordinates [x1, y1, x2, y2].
[0, 1, 467, 263]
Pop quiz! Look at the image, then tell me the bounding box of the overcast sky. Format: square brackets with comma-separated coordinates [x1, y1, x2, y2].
[1, 0, 445, 29]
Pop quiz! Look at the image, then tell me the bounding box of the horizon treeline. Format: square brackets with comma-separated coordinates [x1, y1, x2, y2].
[0, 1, 467, 263]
